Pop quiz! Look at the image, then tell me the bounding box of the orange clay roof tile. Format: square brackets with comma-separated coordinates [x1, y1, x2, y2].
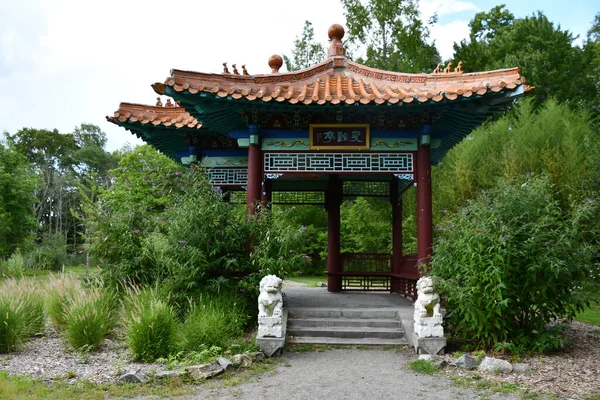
[106, 103, 201, 129]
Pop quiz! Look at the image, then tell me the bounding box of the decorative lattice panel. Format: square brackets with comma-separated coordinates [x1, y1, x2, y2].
[264, 152, 413, 173]
[271, 191, 325, 205]
[341, 253, 391, 273]
[342, 275, 390, 291]
[207, 169, 248, 185]
[343, 181, 390, 197]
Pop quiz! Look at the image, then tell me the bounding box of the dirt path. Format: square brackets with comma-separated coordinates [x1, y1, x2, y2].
[192, 348, 519, 400]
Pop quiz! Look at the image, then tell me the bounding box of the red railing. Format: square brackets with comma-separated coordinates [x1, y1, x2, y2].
[341, 252, 390, 273]
[332, 252, 420, 297]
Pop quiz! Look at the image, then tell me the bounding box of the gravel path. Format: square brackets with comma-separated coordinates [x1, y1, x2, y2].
[194, 349, 518, 400]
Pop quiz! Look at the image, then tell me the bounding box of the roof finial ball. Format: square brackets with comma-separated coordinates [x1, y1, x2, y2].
[268, 54, 283, 74]
[328, 24, 346, 57]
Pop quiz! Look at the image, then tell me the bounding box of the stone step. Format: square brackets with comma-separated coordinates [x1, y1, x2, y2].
[288, 336, 409, 346]
[287, 325, 403, 340]
[288, 317, 399, 329]
[287, 307, 399, 319]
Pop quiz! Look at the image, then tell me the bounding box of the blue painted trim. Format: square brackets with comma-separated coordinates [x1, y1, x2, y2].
[200, 149, 248, 157]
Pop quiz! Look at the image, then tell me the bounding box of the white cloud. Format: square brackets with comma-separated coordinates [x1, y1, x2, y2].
[420, 0, 479, 19]
[430, 19, 472, 60]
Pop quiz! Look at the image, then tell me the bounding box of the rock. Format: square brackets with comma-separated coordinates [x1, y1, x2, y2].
[186, 363, 225, 380]
[434, 359, 448, 370]
[455, 354, 481, 370]
[217, 357, 233, 372]
[246, 351, 265, 362]
[478, 356, 513, 373]
[418, 354, 434, 361]
[512, 363, 531, 373]
[231, 353, 253, 368]
[317, 282, 327, 287]
[154, 370, 184, 380]
[117, 369, 148, 383]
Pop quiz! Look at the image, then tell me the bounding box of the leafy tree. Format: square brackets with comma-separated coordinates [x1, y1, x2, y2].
[342, 0, 440, 72]
[0, 142, 38, 257]
[453, 5, 515, 72]
[283, 20, 326, 71]
[452, 7, 588, 104]
[581, 13, 600, 117]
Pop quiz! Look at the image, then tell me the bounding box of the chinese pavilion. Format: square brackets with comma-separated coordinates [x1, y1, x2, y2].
[107, 24, 530, 296]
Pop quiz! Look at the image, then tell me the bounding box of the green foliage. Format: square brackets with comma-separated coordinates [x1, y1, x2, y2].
[452, 7, 595, 111]
[407, 359, 437, 374]
[432, 175, 593, 350]
[0, 249, 25, 277]
[180, 293, 250, 351]
[433, 99, 600, 214]
[342, 0, 440, 72]
[283, 20, 325, 71]
[122, 287, 178, 362]
[341, 197, 391, 253]
[61, 283, 118, 351]
[0, 278, 45, 352]
[46, 274, 82, 330]
[24, 233, 69, 271]
[0, 142, 37, 257]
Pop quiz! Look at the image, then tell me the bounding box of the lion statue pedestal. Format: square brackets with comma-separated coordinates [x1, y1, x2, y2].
[256, 275, 287, 357]
[413, 277, 446, 355]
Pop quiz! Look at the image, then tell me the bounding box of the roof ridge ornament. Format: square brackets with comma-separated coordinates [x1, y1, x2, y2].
[268, 55, 283, 74]
[327, 24, 346, 58]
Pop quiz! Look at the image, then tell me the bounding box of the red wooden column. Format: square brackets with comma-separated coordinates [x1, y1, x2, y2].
[416, 129, 433, 267]
[390, 178, 403, 291]
[246, 139, 262, 215]
[327, 174, 342, 292]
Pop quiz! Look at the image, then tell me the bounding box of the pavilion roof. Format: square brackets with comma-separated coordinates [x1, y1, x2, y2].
[153, 60, 528, 107]
[106, 102, 201, 129]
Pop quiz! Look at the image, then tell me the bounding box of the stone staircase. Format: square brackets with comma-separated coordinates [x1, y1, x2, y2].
[286, 307, 408, 346]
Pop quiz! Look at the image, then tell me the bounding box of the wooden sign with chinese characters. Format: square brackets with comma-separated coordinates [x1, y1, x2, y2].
[309, 124, 370, 150]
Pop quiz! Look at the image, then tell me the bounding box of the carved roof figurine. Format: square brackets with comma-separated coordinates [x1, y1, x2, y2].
[155, 97, 163, 107]
[242, 64, 249, 76]
[454, 61, 463, 74]
[223, 62, 230, 74]
[444, 62, 453, 74]
[165, 98, 174, 107]
[232, 64, 240, 75]
[432, 63, 442, 74]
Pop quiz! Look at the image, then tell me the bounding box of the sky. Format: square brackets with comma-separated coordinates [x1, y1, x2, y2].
[0, 0, 597, 152]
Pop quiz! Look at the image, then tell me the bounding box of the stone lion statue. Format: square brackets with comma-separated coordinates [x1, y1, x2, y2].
[258, 275, 283, 318]
[414, 277, 442, 319]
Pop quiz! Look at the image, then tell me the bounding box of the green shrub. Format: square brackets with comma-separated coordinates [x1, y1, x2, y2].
[432, 175, 593, 351]
[0, 278, 45, 352]
[60, 280, 118, 350]
[0, 249, 25, 277]
[123, 288, 178, 362]
[180, 294, 249, 351]
[24, 234, 68, 271]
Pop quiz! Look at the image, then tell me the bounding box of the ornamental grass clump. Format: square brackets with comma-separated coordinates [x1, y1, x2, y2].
[432, 175, 593, 352]
[180, 293, 249, 351]
[48, 275, 119, 351]
[0, 278, 45, 352]
[122, 287, 178, 362]
[46, 274, 83, 331]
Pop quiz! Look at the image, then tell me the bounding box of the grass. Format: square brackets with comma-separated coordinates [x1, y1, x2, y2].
[407, 359, 438, 374]
[286, 274, 327, 287]
[0, 371, 194, 399]
[576, 304, 600, 326]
